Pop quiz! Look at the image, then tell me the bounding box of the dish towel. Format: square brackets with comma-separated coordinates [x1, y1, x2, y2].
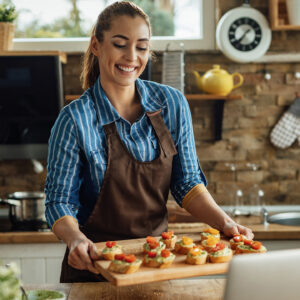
[270, 95, 300, 148]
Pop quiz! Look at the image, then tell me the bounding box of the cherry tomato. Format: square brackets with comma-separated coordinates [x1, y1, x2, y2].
[211, 242, 226, 252]
[148, 251, 157, 258]
[115, 254, 125, 261]
[233, 235, 242, 243]
[161, 231, 173, 239]
[106, 241, 116, 248]
[149, 241, 160, 249]
[244, 239, 253, 246]
[161, 249, 171, 258]
[146, 236, 157, 244]
[251, 241, 262, 250]
[124, 254, 136, 263]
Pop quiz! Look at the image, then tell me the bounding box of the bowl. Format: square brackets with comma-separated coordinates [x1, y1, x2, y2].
[27, 289, 65, 300]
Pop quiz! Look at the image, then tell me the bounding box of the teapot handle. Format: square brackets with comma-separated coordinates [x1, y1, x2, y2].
[232, 73, 244, 90]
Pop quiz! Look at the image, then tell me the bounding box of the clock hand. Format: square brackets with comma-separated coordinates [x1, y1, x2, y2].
[237, 28, 251, 43]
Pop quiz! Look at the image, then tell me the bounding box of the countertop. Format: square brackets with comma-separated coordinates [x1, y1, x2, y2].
[0, 215, 300, 243]
[25, 279, 225, 300]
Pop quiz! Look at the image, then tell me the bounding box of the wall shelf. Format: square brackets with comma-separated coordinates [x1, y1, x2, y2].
[269, 0, 300, 30]
[185, 94, 242, 101]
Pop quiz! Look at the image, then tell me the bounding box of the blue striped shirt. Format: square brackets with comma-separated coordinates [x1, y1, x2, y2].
[45, 77, 207, 228]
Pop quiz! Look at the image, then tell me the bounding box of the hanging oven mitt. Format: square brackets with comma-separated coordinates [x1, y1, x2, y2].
[270, 95, 300, 149]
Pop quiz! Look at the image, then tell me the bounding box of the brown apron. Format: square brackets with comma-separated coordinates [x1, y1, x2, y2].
[60, 111, 177, 282]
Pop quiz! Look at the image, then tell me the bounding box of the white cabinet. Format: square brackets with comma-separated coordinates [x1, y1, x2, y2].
[0, 243, 66, 284]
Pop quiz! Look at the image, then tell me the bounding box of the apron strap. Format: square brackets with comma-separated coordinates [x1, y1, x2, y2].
[146, 110, 177, 158]
[103, 122, 117, 136]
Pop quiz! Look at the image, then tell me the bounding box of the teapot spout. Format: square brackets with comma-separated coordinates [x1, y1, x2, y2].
[193, 71, 203, 91]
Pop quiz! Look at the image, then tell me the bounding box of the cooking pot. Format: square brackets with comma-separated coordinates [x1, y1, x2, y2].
[0, 191, 46, 224]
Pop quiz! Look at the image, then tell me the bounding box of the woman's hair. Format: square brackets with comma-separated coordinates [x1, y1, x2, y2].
[80, 1, 151, 90]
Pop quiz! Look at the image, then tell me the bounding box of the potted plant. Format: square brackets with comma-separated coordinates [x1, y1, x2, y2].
[0, 3, 16, 50]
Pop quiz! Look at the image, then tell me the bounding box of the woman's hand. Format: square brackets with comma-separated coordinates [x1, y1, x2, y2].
[67, 237, 101, 274]
[223, 221, 254, 240]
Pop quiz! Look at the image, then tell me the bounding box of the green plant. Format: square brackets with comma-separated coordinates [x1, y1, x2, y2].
[0, 3, 16, 23]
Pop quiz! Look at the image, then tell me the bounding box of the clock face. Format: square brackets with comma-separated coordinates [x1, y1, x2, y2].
[228, 17, 262, 52]
[216, 6, 272, 63]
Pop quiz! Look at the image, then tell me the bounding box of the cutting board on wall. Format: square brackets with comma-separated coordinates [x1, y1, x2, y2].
[94, 233, 230, 286]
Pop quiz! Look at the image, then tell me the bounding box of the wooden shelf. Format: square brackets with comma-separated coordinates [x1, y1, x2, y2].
[185, 94, 242, 101]
[0, 50, 67, 63]
[269, 0, 300, 30]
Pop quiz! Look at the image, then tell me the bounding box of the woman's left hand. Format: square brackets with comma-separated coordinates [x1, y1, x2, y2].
[223, 221, 254, 240]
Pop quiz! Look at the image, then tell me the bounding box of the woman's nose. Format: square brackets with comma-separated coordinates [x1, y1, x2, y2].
[125, 47, 137, 61]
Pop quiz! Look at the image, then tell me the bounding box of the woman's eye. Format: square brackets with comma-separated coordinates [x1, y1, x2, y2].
[137, 47, 147, 51]
[113, 43, 125, 48]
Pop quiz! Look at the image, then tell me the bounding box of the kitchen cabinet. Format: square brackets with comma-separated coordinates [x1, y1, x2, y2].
[0, 243, 65, 284]
[269, 0, 300, 30]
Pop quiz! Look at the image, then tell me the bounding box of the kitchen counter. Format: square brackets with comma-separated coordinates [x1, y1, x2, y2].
[25, 279, 225, 300]
[0, 215, 300, 244]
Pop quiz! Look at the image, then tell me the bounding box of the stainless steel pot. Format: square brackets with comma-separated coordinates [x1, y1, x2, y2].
[0, 191, 46, 224]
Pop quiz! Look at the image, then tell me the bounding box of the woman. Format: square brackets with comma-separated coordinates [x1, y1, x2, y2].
[45, 1, 253, 283]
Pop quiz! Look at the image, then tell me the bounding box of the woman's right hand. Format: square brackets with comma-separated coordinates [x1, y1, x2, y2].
[52, 216, 101, 274]
[67, 237, 101, 274]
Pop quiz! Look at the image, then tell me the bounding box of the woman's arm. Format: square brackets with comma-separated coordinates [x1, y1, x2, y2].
[53, 216, 100, 274]
[183, 186, 254, 239]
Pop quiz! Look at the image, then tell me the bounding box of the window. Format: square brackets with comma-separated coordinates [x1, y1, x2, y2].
[12, 0, 215, 52]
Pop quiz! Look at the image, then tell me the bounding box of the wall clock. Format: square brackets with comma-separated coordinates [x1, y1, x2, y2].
[216, 1, 272, 63]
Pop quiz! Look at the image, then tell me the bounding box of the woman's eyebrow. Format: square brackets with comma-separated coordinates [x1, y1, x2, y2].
[112, 34, 149, 42]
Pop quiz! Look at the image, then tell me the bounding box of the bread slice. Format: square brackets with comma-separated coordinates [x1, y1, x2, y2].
[108, 260, 142, 274]
[174, 242, 195, 254]
[186, 252, 208, 265]
[143, 254, 175, 268]
[209, 250, 233, 263]
[101, 246, 123, 261]
[160, 235, 177, 249]
[235, 245, 267, 254]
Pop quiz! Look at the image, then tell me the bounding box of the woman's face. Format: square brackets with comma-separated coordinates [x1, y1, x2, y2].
[93, 15, 150, 88]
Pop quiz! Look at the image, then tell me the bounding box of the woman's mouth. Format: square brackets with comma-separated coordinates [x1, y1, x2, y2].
[116, 64, 136, 73]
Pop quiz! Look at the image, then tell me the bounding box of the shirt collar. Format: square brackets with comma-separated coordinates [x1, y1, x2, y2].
[92, 77, 165, 126]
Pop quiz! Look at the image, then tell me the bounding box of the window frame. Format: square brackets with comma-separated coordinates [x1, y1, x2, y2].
[12, 0, 216, 53]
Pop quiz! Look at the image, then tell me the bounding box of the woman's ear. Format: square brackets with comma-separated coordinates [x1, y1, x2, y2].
[90, 36, 100, 57]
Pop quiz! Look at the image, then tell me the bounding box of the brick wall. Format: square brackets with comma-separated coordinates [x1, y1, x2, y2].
[1, 1, 300, 207]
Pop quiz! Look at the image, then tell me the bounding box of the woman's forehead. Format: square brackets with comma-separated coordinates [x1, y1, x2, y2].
[106, 15, 150, 39]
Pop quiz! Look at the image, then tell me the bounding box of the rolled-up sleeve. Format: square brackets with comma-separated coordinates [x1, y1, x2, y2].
[170, 92, 207, 207]
[45, 107, 82, 228]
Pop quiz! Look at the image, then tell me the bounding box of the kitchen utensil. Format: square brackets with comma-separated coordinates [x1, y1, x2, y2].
[193, 65, 243, 96]
[0, 192, 46, 225]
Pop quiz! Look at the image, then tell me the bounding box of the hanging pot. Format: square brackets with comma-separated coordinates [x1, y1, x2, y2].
[0, 191, 46, 224]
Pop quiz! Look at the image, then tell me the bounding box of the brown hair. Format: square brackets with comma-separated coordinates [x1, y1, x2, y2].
[80, 1, 151, 90]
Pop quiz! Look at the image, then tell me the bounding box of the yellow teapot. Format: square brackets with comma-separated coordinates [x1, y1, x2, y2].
[193, 65, 243, 96]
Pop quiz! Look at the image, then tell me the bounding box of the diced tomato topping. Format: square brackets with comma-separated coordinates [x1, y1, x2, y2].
[244, 239, 253, 246]
[211, 242, 226, 252]
[146, 236, 157, 244]
[251, 241, 262, 250]
[161, 249, 171, 258]
[161, 231, 173, 240]
[115, 254, 125, 261]
[106, 241, 116, 248]
[124, 254, 136, 263]
[147, 251, 157, 258]
[233, 235, 242, 243]
[149, 241, 160, 249]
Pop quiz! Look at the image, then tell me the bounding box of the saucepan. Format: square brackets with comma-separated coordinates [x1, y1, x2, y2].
[0, 191, 46, 224]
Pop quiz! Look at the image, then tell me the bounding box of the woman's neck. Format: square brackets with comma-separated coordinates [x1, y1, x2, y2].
[100, 80, 142, 123]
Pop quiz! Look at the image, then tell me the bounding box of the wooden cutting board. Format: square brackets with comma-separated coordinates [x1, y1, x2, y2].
[94, 233, 230, 286]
